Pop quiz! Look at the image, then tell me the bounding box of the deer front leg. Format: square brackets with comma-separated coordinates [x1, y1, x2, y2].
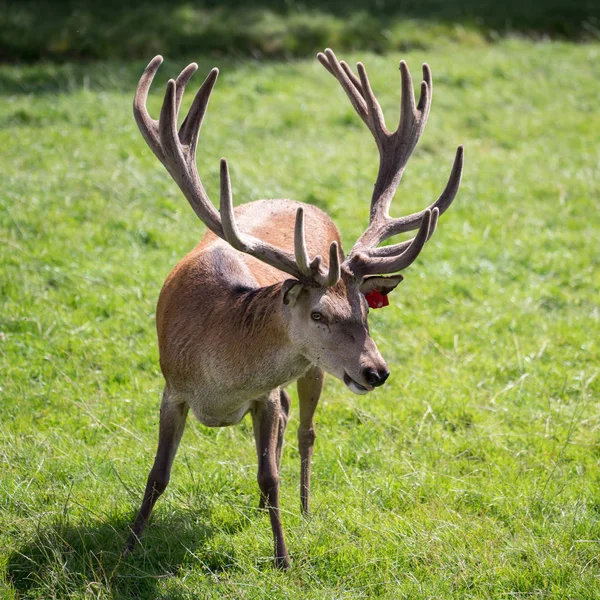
[297, 366, 324, 516]
[252, 390, 291, 570]
[123, 390, 188, 555]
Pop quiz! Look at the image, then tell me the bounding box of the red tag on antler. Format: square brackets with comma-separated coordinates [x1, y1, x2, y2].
[365, 290, 389, 309]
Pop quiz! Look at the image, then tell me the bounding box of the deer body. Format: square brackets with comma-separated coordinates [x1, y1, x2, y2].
[158, 199, 339, 427]
[124, 50, 464, 569]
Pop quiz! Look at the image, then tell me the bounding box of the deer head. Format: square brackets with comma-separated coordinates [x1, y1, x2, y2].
[133, 51, 463, 394]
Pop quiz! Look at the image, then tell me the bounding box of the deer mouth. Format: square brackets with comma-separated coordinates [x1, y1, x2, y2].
[343, 373, 373, 395]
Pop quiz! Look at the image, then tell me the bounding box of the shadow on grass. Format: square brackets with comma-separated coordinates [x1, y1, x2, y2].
[6, 507, 248, 598]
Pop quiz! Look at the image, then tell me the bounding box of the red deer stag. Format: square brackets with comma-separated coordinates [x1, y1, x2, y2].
[124, 49, 463, 569]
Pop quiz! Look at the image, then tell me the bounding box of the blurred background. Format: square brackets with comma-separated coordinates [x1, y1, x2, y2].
[3, 0, 600, 62]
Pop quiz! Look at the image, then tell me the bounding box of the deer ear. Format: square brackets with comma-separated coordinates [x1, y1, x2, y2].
[360, 274, 404, 296]
[282, 279, 305, 306]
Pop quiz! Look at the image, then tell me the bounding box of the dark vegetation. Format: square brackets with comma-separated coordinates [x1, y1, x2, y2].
[1, 0, 599, 62]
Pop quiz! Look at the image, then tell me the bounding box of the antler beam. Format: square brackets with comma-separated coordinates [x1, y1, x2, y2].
[134, 56, 341, 287]
[317, 49, 463, 276]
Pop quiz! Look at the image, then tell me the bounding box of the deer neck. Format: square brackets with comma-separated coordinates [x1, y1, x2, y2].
[226, 282, 310, 387]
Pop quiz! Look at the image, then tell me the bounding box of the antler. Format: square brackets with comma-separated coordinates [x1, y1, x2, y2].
[134, 56, 340, 287]
[317, 49, 463, 277]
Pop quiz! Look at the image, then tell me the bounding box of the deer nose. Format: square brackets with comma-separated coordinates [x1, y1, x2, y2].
[363, 367, 390, 388]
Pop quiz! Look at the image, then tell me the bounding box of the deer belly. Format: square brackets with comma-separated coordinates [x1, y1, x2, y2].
[188, 395, 254, 428]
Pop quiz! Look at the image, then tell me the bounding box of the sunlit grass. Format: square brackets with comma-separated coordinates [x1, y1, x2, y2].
[1, 39, 600, 598]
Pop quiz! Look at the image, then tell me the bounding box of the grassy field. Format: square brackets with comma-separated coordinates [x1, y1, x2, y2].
[1, 37, 600, 598]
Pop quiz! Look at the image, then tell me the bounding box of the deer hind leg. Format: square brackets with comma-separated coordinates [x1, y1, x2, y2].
[277, 389, 290, 469]
[252, 390, 291, 570]
[258, 388, 290, 510]
[123, 389, 188, 555]
[297, 366, 324, 516]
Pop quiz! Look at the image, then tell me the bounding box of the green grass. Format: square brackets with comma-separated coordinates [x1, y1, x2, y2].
[1, 38, 600, 598]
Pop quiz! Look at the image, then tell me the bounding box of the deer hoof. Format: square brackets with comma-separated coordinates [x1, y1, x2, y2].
[121, 533, 139, 557]
[275, 554, 291, 570]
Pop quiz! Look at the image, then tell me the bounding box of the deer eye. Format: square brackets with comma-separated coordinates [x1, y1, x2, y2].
[310, 312, 322, 321]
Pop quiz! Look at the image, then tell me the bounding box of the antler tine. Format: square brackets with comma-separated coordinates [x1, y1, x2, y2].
[399, 60, 417, 124]
[294, 208, 342, 286]
[317, 52, 334, 76]
[179, 68, 219, 151]
[133, 55, 164, 155]
[294, 208, 313, 277]
[320, 241, 341, 287]
[340, 61, 364, 99]
[352, 209, 436, 276]
[416, 63, 432, 116]
[219, 158, 248, 253]
[174, 63, 198, 115]
[356, 62, 387, 142]
[158, 80, 181, 165]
